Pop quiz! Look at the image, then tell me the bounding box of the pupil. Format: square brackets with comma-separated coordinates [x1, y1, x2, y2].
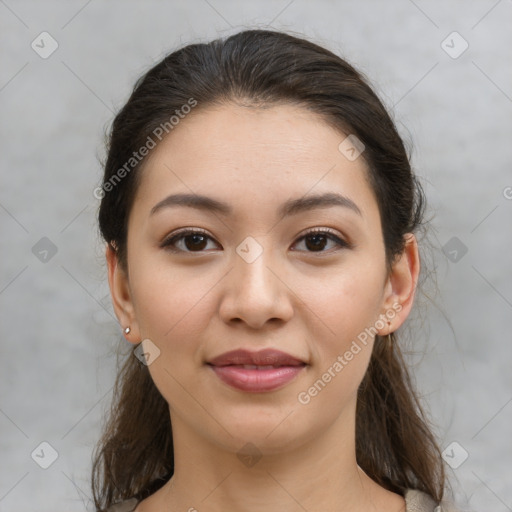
[306, 234, 326, 251]
[187, 234, 207, 251]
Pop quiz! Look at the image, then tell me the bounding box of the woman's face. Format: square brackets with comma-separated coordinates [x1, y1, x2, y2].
[108, 102, 417, 455]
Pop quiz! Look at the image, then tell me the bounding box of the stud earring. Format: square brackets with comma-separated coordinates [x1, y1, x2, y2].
[124, 326, 131, 334]
[386, 320, 393, 348]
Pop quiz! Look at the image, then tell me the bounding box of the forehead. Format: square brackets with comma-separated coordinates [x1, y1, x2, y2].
[131, 102, 379, 226]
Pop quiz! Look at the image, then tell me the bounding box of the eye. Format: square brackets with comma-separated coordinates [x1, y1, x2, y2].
[160, 227, 350, 254]
[161, 228, 219, 253]
[292, 228, 350, 253]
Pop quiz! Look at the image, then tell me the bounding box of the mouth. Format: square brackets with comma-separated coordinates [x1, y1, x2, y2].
[206, 348, 307, 392]
[207, 348, 306, 367]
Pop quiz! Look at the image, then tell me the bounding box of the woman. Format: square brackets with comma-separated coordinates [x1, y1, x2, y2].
[92, 29, 458, 511]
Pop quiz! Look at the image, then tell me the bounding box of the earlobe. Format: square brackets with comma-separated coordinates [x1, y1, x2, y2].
[379, 233, 420, 334]
[105, 243, 141, 343]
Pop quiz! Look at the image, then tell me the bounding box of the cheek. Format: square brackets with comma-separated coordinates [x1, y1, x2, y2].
[129, 262, 216, 412]
[131, 259, 215, 342]
[293, 269, 382, 419]
[301, 261, 385, 354]
[293, 264, 384, 411]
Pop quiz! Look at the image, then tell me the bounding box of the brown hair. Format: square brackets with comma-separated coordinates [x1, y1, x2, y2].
[92, 29, 446, 510]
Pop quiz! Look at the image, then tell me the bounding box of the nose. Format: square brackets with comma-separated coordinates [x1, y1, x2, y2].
[218, 242, 294, 330]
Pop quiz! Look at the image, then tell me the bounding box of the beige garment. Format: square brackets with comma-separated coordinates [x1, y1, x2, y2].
[405, 489, 460, 512]
[106, 488, 458, 512]
[104, 497, 138, 512]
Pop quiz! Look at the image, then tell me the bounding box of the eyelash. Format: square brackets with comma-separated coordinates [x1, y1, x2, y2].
[160, 227, 351, 255]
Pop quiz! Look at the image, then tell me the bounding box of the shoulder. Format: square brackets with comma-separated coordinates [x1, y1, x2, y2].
[104, 497, 139, 512]
[404, 489, 460, 512]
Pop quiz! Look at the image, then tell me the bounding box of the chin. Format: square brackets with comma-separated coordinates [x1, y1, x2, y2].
[213, 407, 315, 454]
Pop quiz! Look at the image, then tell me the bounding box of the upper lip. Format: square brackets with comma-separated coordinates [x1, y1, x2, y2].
[207, 348, 306, 367]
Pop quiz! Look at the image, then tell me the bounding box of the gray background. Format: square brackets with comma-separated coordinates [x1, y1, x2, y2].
[1, 1, 511, 511]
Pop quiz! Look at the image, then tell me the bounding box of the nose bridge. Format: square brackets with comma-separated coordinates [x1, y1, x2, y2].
[233, 235, 279, 301]
[219, 235, 292, 327]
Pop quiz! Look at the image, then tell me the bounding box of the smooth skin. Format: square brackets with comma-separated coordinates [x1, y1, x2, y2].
[107, 102, 419, 512]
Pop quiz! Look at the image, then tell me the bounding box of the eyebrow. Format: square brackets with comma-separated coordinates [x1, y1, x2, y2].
[150, 192, 363, 218]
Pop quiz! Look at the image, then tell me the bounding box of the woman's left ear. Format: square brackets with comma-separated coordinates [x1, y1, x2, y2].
[378, 233, 420, 334]
[105, 243, 141, 344]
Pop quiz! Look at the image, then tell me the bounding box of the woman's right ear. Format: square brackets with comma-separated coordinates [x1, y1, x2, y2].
[105, 242, 141, 344]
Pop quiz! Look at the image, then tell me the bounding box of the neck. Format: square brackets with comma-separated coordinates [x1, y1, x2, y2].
[147, 401, 405, 512]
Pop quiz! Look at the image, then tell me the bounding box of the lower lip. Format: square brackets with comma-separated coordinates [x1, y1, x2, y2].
[209, 365, 306, 392]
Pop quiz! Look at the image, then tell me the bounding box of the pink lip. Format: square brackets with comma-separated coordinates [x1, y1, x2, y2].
[207, 348, 307, 392]
[209, 365, 305, 392]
